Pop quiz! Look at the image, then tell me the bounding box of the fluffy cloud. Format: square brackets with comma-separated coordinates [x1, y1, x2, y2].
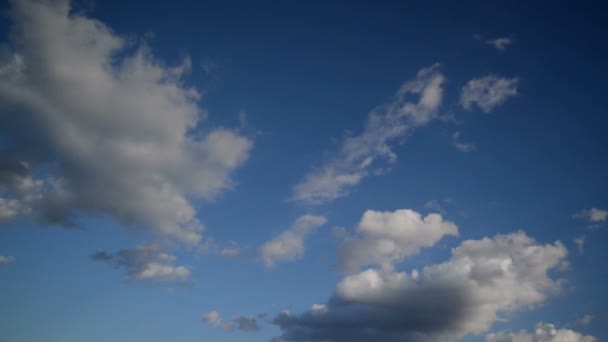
[202, 310, 260, 332]
[486, 37, 513, 51]
[0, 255, 14, 266]
[461, 76, 519, 113]
[0, 0, 252, 244]
[90, 243, 191, 284]
[292, 64, 445, 204]
[485, 322, 596, 342]
[273, 231, 568, 342]
[338, 209, 458, 272]
[575, 208, 608, 223]
[260, 215, 327, 267]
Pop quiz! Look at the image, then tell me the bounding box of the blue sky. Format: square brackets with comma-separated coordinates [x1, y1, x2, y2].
[0, 1, 606, 341]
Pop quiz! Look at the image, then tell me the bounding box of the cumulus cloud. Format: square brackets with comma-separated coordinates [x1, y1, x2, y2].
[0, 0, 252, 244]
[0, 255, 14, 266]
[575, 208, 608, 223]
[292, 64, 445, 204]
[452, 131, 477, 153]
[273, 231, 568, 342]
[485, 322, 596, 342]
[486, 37, 513, 51]
[260, 215, 327, 267]
[338, 209, 458, 272]
[202, 310, 260, 332]
[461, 76, 519, 113]
[90, 243, 191, 284]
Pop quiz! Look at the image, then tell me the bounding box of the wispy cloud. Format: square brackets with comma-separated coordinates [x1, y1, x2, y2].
[260, 215, 327, 267]
[91, 243, 191, 284]
[452, 131, 477, 153]
[486, 37, 513, 51]
[486, 322, 596, 341]
[292, 64, 446, 204]
[202, 310, 261, 332]
[575, 208, 608, 223]
[0, 255, 14, 266]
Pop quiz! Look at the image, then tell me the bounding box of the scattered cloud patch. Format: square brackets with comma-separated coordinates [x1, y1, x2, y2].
[486, 37, 513, 51]
[273, 231, 568, 342]
[452, 131, 477, 152]
[461, 76, 519, 113]
[260, 215, 327, 267]
[90, 243, 191, 284]
[203, 311, 260, 332]
[485, 322, 596, 342]
[202, 311, 222, 327]
[574, 236, 585, 255]
[0, 255, 14, 266]
[575, 314, 593, 326]
[292, 64, 446, 204]
[575, 208, 608, 223]
[338, 209, 458, 272]
[0, 0, 252, 244]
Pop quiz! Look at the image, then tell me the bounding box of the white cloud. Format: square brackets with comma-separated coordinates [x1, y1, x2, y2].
[338, 209, 458, 272]
[486, 37, 513, 51]
[0, 255, 14, 266]
[575, 208, 608, 223]
[461, 75, 519, 113]
[452, 131, 477, 152]
[274, 231, 568, 342]
[292, 64, 446, 204]
[91, 243, 191, 284]
[485, 322, 596, 342]
[0, 0, 252, 244]
[260, 215, 327, 267]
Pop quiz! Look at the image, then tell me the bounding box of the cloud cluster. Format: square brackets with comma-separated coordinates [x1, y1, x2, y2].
[0, 255, 14, 266]
[90, 243, 190, 284]
[292, 64, 446, 204]
[260, 215, 327, 267]
[0, 0, 252, 244]
[273, 231, 568, 342]
[338, 209, 458, 272]
[202, 310, 260, 332]
[485, 322, 596, 342]
[461, 76, 519, 113]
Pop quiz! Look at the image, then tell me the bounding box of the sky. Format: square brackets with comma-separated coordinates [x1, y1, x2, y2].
[0, 0, 606, 341]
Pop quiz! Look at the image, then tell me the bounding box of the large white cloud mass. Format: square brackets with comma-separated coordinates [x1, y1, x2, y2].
[274, 231, 568, 342]
[0, 0, 252, 244]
